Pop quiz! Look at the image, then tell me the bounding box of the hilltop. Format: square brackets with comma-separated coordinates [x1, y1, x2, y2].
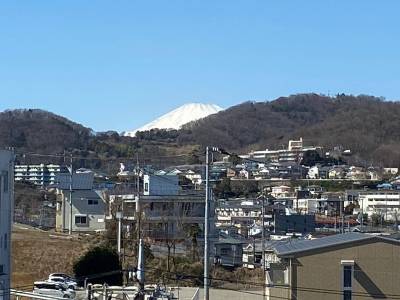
[176, 94, 400, 167]
[1, 94, 399, 169]
[124, 103, 223, 137]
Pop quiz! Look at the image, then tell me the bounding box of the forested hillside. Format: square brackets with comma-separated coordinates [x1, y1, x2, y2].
[1, 94, 400, 170]
[177, 94, 400, 167]
[0, 109, 193, 170]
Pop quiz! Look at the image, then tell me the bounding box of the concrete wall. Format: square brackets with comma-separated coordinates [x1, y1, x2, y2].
[0, 150, 14, 300]
[289, 240, 400, 300]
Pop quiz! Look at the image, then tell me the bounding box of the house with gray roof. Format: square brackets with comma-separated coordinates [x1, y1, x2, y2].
[266, 232, 400, 300]
[55, 172, 106, 232]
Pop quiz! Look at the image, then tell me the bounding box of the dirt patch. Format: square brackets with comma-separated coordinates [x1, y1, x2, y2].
[11, 225, 98, 288]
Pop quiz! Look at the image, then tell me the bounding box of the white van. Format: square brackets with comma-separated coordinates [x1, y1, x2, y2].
[33, 281, 75, 299]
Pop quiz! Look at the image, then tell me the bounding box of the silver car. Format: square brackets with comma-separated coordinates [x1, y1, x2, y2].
[33, 281, 75, 299]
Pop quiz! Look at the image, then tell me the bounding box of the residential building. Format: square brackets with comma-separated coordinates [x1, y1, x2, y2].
[358, 190, 400, 221]
[55, 170, 94, 190]
[226, 168, 238, 178]
[293, 198, 319, 214]
[266, 233, 400, 300]
[243, 240, 287, 269]
[215, 199, 266, 235]
[242, 138, 321, 164]
[214, 233, 247, 267]
[346, 166, 368, 180]
[274, 214, 315, 234]
[215, 198, 313, 236]
[307, 165, 331, 179]
[383, 168, 399, 176]
[143, 174, 179, 196]
[271, 186, 293, 199]
[55, 172, 106, 232]
[305, 185, 325, 196]
[109, 174, 212, 241]
[0, 150, 14, 300]
[184, 170, 202, 186]
[328, 166, 346, 179]
[14, 164, 67, 187]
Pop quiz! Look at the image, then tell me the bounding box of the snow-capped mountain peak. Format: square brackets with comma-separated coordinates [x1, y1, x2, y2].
[124, 103, 223, 137]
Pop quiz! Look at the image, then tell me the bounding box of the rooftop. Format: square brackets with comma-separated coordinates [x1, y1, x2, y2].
[274, 233, 399, 257]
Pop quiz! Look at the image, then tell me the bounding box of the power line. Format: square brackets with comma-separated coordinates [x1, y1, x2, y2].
[16, 151, 189, 162]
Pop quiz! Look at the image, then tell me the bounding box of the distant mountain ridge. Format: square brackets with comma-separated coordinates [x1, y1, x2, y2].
[0, 109, 92, 154]
[1, 94, 400, 169]
[176, 94, 400, 167]
[124, 103, 223, 137]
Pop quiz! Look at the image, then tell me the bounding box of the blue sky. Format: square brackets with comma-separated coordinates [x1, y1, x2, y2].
[1, 1, 399, 132]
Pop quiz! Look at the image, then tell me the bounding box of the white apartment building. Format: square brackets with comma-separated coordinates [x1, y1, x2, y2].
[359, 190, 400, 221]
[242, 138, 320, 163]
[0, 150, 14, 300]
[14, 164, 66, 187]
[293, 198, 319, 214]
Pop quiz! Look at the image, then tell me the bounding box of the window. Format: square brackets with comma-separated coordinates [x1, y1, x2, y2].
[144, 183, 149, 192]
[221, 248, 230, 255]
[341, 261, 354, 300]
[343, 265, 352, 288]
[75, 215, 87, 225]
[88, 199, 99, 205]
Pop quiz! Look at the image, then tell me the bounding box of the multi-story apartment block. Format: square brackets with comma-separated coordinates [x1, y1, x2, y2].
[109, 174, 212, 240]
[14, 164, 67, 187]
[358, 190, 400, 221]
[0, 150, 14, 300]
[241, 138, 320, 163]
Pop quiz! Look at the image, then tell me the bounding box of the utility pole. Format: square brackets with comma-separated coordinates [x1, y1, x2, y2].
[340, 196, 344, 234]
[261, 196, 266, 300]
[62, 150, 66, 232]
[361, 197, 364, 232]
[204, 146, 210, 300]
[137, 239, 145, 296]
[69, 153, 73, 235]
[203, 146, 227, 300]
[136, 153, 141, 242]
[117, 211, 123, 255]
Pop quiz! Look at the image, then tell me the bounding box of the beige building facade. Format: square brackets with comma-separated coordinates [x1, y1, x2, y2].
[267, 233, 400, 300]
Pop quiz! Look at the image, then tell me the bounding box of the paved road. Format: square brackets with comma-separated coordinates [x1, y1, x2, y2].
[166, 287, 263, 300]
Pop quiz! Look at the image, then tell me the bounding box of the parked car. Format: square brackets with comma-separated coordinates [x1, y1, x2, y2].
[48, 274, 78, 289]
[49, 273, 77, 283]
[33, 281, 75, 299]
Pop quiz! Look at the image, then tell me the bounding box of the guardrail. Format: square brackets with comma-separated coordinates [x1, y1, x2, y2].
[10, 289, 67, 300]
[191, 288, 199, 300]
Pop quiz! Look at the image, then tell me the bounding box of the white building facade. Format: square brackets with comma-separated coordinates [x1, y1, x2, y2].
[14, 164, 66, 187]
[0, 150, 14, 300]
[359, 190, 400, 221]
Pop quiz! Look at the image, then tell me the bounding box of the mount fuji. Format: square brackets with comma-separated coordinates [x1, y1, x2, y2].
[124, 103, 223, 137]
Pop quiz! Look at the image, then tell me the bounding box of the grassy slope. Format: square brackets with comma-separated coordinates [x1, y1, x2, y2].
[11, 225, 94, 287]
